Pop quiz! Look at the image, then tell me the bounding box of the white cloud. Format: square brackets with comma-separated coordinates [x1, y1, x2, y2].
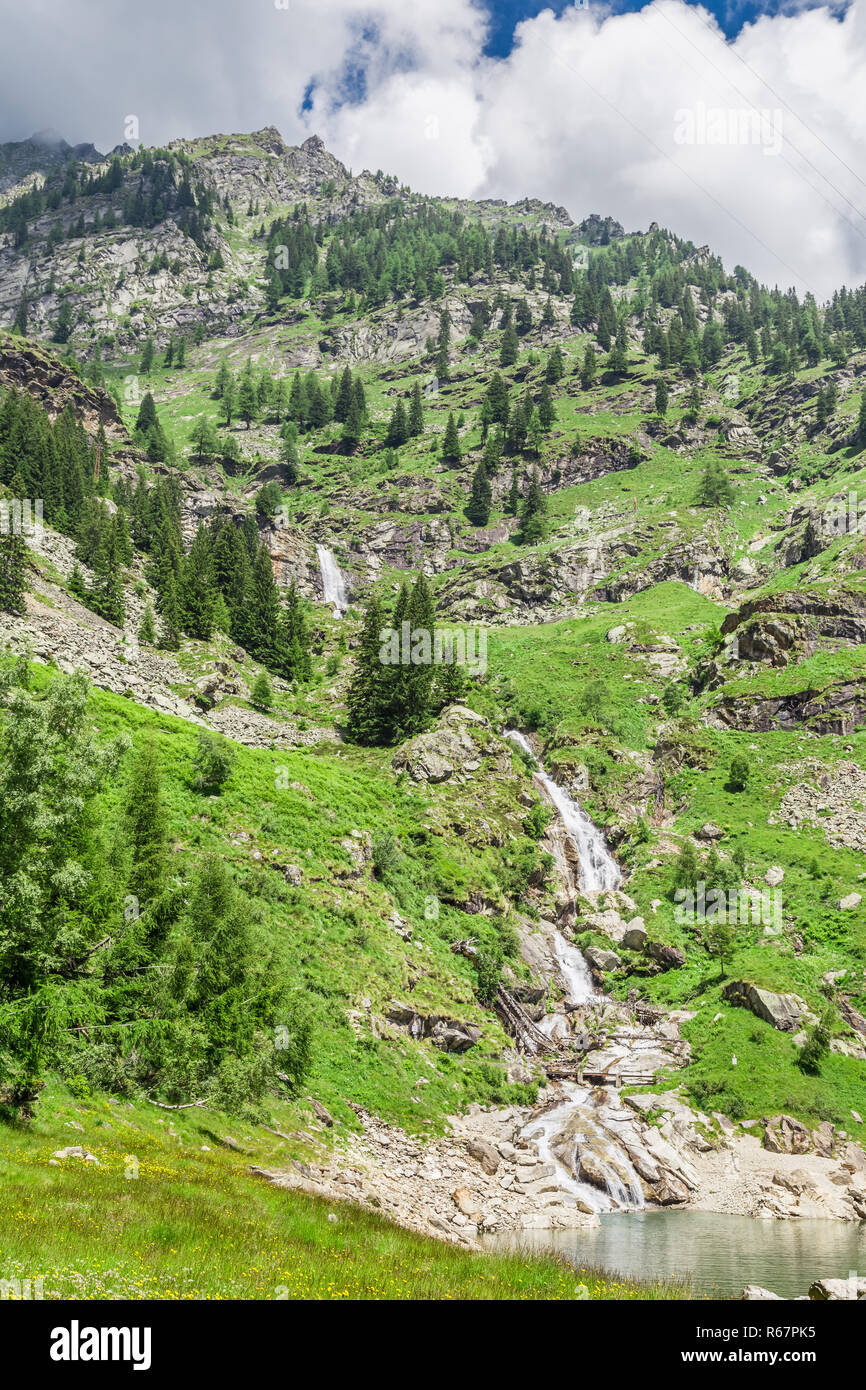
[1, 0, 865, 295]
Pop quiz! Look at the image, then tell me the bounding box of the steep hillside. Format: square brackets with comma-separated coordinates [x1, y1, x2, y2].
[2, 130, 866, 1268]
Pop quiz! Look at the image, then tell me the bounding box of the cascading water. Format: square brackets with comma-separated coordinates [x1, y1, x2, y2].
[504, 730, 621, 893]
[505, 729, 644, 1210]
[316, 544, 348, 616]
[525, 1086, 645, 1212]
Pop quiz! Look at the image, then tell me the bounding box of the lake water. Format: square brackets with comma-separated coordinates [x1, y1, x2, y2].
[484, 1211, 866, 1298]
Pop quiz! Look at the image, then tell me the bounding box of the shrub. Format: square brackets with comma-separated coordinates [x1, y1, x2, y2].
[191, 730, 236, 794]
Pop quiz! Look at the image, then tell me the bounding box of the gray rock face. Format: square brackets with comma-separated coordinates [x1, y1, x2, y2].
[723, 980, 813, 1033]
[392, 705, 490, 784]
[584, 946, 622, 973]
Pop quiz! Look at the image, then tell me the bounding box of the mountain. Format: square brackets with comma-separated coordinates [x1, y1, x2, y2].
[1, 127, 865, 1294]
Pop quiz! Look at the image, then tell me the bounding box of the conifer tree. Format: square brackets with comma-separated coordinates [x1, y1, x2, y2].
[280, 582, 312, 682]
[0, 530, 26, 613]
[466, 463, 492, 526]
[180, 524, 215, 640]
[385, 399, 409, 448]
[518, 468, 547, 544]
[237, 365, 257, 429]
[138, 602, 157, 644]
[159, 570, 182, 650]
[500, 320, 519, 367]
[442, 412, 461, 461]
[251, 671, 273, 710]
[346, 595, 390, 745]
[125, 738, 169, 906]
[696, 458, 734, 508]
[134, 392, 157, 435]
[580, 344, 597, 389]
[408, 380, 424, 437]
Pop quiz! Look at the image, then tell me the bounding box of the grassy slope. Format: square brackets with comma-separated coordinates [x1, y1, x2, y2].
[0, 1083, 690, 1301]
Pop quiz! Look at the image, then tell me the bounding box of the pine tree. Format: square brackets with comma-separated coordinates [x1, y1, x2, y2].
[466, 463, 492, 526]
[408, 380, 424, 437]
[334, 366, 354, 423]
[341, 390, 363, 449]
[140, 338, 155, 374]
[538, 383, 556, 430]
[138, 602, 157, 644]
[346, 596, 390, 745]
[400, 573, 436, 738]
[545, 346, 564, 384]
[580, 344, 597, 389]
[280, 582, 312, 682]
[527, 406, 543, 458]
[159, 570, 182, 650]
[435, 310, 451, 381]
[237, 366, 257, 429]
[506, 469, 521, 514]
[696, 458, 734, 508]
[518, 468, 547, 544]
[251, 671, 273, 710]
[385, 399, 409, 448]
[442, 412, 461, 461]
[655, 378, 669, 416]
[858, 389, 866, 447]
[180, 524, 215, 640]
[125, 738, 169, 906]
[500, 321, 519, 367]
[0, 530, 26, 613]
[135, 392, 157, 435]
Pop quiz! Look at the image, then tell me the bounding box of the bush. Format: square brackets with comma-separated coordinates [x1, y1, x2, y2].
[372, 832, 401, 883]
[191, 730, 236, 794]
[729, 754, 750, 791]
[251, 672, 273, 711]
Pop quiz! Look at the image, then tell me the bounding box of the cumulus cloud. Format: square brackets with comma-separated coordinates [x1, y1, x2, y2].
[1, 0, 865, 295]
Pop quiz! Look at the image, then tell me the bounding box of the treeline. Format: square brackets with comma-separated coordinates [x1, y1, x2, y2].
[0, 147, 214, 250]
[0, 666, 310, 1118]
[264, 198, 576, 307]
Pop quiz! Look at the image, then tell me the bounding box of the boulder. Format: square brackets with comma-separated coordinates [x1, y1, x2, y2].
[741, 1286, 783, 1300]
[584, 946, 622, 973]
[838, 892, 862, 911]
[644, 941, 685, 970]
[764, 866, 785, 887]
[808, 1277, 866, 1301]
[696, 822, 724, 841]
[762, 1114, 811, 1155]
[622, 917, 648, 950]
[465, 1138, 499, 1175]
[722, 980, 811, 1032]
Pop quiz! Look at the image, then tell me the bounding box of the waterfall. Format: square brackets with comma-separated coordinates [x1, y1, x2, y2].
[316, 545, 348, 616]
[504, 730, 621, 893]
[525, 1086, 646, 1213]
[505, 731, 645, 1211]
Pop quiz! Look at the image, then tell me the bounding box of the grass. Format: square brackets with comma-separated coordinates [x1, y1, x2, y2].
[0, 1085, 691, 1301]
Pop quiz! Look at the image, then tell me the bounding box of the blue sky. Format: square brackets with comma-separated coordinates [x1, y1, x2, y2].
[482, 0, 801, 53]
